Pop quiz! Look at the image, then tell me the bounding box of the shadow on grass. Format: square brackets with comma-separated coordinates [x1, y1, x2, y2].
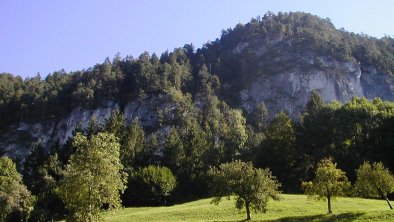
[213, 212, 365, 222]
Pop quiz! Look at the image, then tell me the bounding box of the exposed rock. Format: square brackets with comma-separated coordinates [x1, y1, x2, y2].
[240, 57, 393, 118]
[0, 94, 185, 160]
[0, 101, 119, 160]
[233, 42, 250, 54]
[225, 32, 394, 119]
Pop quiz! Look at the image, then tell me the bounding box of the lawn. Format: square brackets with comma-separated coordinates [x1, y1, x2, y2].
[103, 194, 394, 222]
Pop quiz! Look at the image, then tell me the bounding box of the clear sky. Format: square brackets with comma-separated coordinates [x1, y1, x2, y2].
[1, 0, 393, 78]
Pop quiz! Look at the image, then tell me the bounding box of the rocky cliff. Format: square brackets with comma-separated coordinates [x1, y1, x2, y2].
[239, 53, 394, 118]
[0, 92, 190, 160]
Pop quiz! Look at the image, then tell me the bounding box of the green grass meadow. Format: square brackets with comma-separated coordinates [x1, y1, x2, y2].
[103, 194, 393, 222]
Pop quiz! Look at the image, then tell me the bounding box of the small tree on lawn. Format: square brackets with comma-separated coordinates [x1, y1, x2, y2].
[355, 161, 394, 210]
[302, 158, 350, 214]
[209, 160, 281, 220]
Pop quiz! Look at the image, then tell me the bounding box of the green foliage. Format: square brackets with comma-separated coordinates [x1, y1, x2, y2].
[141, 133, 160, 165]
[163, 128, 184, 170]
[196, 64, 220, 97]
[304, 90, 324, 121]
[222, 109, 247, 161]
[104, 110, 126, 139]
[355, 162, 394, 209]
[209, 160, 281, 220]
[121, 118, 146, 169]
[163, 120, 211, 197]
[57, 132, 127, 222]
[23, 143, 66, 221]
[139, 166, 176, 199]
[0, 156, 35, 222]
[302, 158, 350, 214]
[249, 102, 269, 131]
[299, 96, 394, 185]
[22, 142, 50, 194]
[28, 153, 65, 221]
[258, 112, 298, 192]
[128, 165, 176, 205]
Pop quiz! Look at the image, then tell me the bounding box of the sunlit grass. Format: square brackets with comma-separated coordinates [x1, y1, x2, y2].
[103, 194, 393, 222]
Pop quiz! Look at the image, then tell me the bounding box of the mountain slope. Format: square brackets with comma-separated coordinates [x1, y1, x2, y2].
[198, 12, 394, 116]
[1, 11, 394, 160]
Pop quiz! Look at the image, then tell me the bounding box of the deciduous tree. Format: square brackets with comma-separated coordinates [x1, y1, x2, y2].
[209, 160, 281, 220]
[57, 132, 127, 222]
[131, 165, 176, 205]
[0, 156, 35, 222]
[355, 162, 394, 209]
[302, 158, 350, 214]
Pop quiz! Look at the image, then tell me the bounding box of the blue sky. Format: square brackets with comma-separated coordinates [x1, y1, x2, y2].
[1, 0, 393, 78]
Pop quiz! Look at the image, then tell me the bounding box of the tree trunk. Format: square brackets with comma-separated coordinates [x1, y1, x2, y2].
[246, 202, 252, 220]
[384, 196, 393, 210]
[327, 194, 332, 214]
[89, 185, 93, 221]
[378, 189, 393, 210]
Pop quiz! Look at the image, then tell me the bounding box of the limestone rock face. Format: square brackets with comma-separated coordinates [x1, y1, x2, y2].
[240, 57, 393, 118]
[0, 94, 184, 160]
[229, 38, 394, 118]
[0, 101, 118, 160]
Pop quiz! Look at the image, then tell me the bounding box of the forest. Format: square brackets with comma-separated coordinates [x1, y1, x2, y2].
[0, 12, 394, 221]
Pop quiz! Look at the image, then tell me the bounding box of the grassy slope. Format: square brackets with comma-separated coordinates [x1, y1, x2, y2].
[104, 194, 394, 222]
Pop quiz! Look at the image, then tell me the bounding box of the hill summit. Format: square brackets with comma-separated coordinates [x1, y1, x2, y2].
[199, 12, 394, 115]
